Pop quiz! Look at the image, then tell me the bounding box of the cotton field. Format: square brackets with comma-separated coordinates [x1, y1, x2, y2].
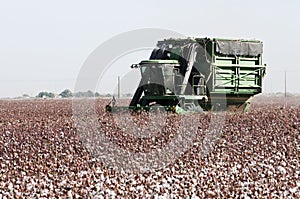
[0, 95, 299, 198]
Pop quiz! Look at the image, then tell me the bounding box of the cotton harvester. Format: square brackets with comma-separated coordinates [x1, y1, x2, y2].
[106, 37, 266, 113]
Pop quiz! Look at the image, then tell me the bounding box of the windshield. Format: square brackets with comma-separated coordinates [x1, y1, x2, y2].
[139, 63, 178, 95]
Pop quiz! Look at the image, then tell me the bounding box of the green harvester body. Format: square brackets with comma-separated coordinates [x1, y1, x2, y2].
[107, 37, 266, 113]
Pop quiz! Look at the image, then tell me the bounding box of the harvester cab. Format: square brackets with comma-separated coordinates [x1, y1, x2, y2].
[106, 37, 265, 113]
[129, 59, 208, 111]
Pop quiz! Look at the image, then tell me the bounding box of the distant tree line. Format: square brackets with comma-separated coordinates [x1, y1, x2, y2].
[36, 91, 55, 98]
[33, 89, 132, 98]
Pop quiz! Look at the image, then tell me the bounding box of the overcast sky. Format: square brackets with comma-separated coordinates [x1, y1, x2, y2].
[0, 0, 299, 97]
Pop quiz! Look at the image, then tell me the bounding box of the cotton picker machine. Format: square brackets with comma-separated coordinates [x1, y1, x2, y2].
[106, 37, 266, 113]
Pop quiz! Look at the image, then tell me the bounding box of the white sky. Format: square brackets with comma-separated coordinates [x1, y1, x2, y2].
[0, 0, 299, 97]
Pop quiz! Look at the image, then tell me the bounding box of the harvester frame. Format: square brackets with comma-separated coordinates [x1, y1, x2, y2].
[106, 37, 266, 113]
